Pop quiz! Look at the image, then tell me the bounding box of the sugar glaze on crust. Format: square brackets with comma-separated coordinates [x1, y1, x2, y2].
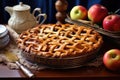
[17, 24, 103, 58]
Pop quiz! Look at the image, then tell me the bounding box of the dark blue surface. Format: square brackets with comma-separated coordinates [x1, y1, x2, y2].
[0, 0, 120, 24]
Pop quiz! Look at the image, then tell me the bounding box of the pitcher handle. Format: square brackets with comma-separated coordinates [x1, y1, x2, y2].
[32, 8, 47, 24]
[32, 8, 41, 15]
[36, 14, 47, 25]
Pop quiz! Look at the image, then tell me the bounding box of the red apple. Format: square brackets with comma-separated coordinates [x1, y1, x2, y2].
[70, 5, 87, 20]
[103, 49, 120, 71]
[103, 14, 120, 31]
[88, 4, 108, 23]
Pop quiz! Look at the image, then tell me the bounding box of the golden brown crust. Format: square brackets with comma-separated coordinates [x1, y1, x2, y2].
[17, 24, 103, 58]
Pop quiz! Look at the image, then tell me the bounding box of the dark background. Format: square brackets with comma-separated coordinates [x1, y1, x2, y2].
[0, 0, 120, 24]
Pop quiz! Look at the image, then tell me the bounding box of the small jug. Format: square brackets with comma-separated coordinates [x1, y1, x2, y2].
[5, 2, 47, 33]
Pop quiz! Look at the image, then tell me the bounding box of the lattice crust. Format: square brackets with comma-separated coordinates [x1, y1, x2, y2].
[17, 24, 103, 58]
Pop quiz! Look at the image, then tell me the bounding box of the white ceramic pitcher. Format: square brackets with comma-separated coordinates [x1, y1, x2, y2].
[5, 2, 47, 33]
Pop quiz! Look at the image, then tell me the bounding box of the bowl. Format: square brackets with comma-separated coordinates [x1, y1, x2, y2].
[0, 25, 10, 49]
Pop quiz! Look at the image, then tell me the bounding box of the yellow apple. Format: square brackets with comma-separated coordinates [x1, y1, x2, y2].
[70, 5, 87, 20]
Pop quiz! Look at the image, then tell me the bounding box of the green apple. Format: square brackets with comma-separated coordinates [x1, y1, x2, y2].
[70, 5, 87, 20]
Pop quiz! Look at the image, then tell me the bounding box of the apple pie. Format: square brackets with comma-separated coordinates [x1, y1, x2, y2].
[17, 24, 103, 68]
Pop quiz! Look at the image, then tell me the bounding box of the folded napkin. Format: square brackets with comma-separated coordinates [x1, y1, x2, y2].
[0, 41, 20, 69]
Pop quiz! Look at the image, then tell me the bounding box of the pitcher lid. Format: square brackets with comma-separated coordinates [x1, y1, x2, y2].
[13, 2, 30, 11]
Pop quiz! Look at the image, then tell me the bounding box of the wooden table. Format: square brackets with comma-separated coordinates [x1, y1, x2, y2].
[0, 37, 120, 79]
